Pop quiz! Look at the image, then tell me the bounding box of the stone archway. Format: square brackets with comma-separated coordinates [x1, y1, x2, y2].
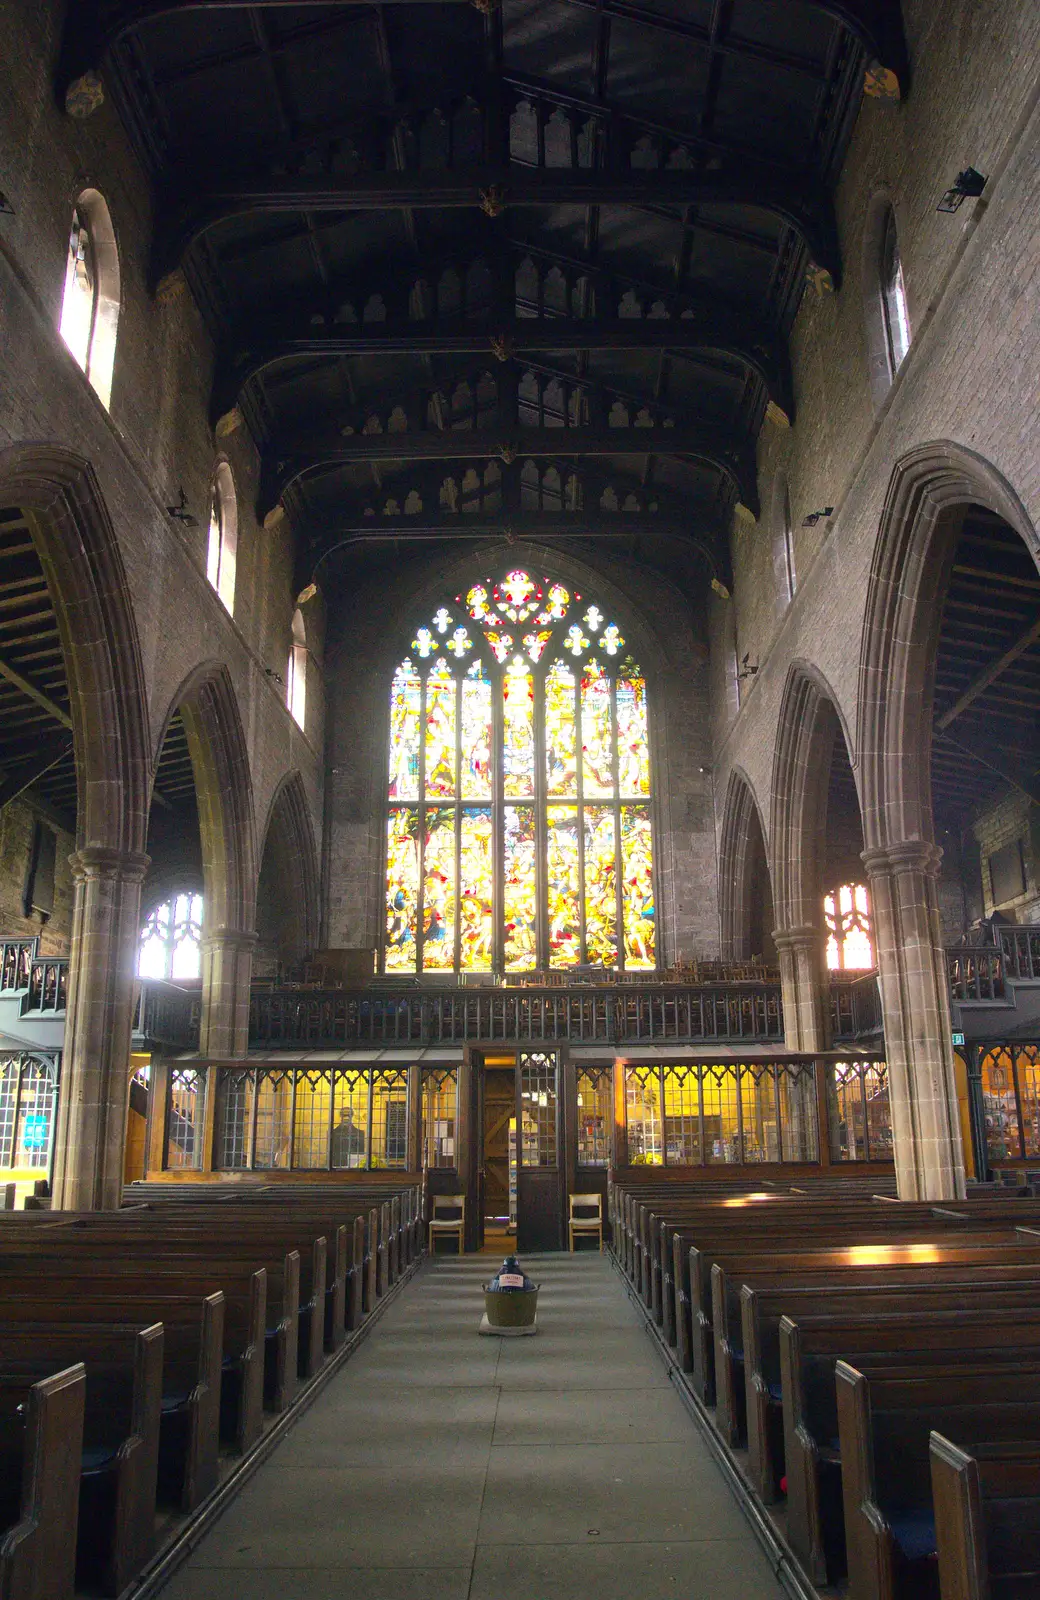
[856, 442, 1038, 1199]
[770, 661, 859, 1051]
[0, 445, 152, 1209]
[256, 771, 320, 977]
[718, 769, 774, 964]
[155, 664, 257, 1056]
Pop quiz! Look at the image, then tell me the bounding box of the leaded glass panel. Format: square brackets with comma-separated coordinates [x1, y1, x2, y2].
[424, 661, 457, 799]
[459, 808, 494, 970]
[519, 1051, 558, 1166]
[388, 661, 421, 800]
[620, 806, 655, 968]
[504, 805, 538, 970]
[422, 809, 456, 971]
[576, 1068, 612, 1166]
[382, 570, 655, 975]
[385, 809, 420, 971]
[546, 806, 581, 967]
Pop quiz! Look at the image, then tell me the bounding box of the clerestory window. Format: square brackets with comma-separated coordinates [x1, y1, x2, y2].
[59, 192, 120, 409]
[138, 893, 204, 981]
[880, 207, 911, 379]
[383, 568, 655, 976]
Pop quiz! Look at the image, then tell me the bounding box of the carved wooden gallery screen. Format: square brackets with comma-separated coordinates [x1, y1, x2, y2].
[383, 568, 655, 976]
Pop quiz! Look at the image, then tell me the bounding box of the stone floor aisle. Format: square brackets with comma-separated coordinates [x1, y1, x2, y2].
[160, 1253, 789, 1600]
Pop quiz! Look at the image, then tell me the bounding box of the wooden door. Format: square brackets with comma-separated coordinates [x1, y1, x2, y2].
[458, 1046, 486, 1252]
[516, 1048, 563, 1251]
[482, 1068, 515, 1223]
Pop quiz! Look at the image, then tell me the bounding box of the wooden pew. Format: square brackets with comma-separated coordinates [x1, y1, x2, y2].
[0, 1282, 225, 1510]
[0, 1365, 85, 1600]
[745, 1287, 1040, 1504]
[700, 1239, 1040, 1417]
[779, 1309, 1040, 1583]
[837, 1361, 1040, 1600]
[0, 1323, 162, 1596]
[930, 1433, 1040, 1600]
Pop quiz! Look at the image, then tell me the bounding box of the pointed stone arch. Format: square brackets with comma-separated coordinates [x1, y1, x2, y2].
[857, 440, 1038, 853]
[770, 661, 859, 1050]
[155, 663, 257, 1055]
[771, 660, 857, 929]
[717, 768, 774, 963]
[0, 445, 151, 1208]
[256, 770, 320, 973]
[854, 442, 1038, 1200]
[0, 443, 150, 852]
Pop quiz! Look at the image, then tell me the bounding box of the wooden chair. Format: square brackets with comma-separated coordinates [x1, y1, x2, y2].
[429, 1195, 466, 1255]
[568, 1193, 603, 1252]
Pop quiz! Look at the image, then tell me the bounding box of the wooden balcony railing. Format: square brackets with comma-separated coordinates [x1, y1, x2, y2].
[247, 981, 785, 1049]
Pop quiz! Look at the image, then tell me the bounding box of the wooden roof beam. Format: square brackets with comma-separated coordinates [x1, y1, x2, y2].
[295, 510, 728, 589]
[211, 313, 791, 425]
[59, 1, 908, 104]
[261, 423, 759, 519]
[0, 653, 74, 731]
[152, 166, 840, 292]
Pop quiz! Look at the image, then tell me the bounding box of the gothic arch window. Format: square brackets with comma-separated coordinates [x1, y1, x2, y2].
[206, 462, 238, 614]
[383, 568, 655, 975]
[824, 882, 874, 971]
[287, 608, 307, 730]
[59, 190, 120, 409]
[138, 892, 204, 981]
[880, 206, 911, 380]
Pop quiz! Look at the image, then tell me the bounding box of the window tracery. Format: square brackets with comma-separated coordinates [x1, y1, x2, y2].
[880, 207, 911, 378]
[138, 893, 203, 982]
[384, 568, 655, 975]
[58, 192, 120, 409]
[824, 882, 874, 971]
[206, 464, 237, 614]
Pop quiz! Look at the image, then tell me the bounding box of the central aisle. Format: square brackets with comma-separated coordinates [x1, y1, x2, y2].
[161, 1254, 788, 1600]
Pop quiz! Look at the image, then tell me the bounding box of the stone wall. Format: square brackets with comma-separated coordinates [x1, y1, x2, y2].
[0, 0, 322, 927]
[710, 0, 1040, 885]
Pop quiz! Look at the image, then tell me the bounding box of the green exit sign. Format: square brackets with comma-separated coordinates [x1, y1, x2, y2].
[952, 1031, 965, 1047]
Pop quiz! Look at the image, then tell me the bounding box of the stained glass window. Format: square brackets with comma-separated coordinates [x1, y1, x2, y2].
[382, 568, 655, 975]
[138, 893, 204, 981]
[824, 883, 874, 971]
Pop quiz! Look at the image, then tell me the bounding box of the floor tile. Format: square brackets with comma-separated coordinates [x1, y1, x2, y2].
[470, 1539, 784, 1600]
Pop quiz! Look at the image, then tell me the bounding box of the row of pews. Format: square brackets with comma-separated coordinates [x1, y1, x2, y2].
[0, 1178, 422, 1600]
[610, 1172, 1040, 1600]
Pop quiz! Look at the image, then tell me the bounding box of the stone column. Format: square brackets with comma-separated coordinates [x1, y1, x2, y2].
[52, 846, 151, 1211]
[861, 840, 966, 1200]
[773, 924, 830, 1051]
[199, 928, 257, 1058]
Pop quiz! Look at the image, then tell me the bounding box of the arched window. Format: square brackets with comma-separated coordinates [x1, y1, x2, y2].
[59, 191, 120, 408]
[824, 882, 874, 971]
[880, 207, 911, 379]
[138, 893, 204, 981]
[206, 462, 237, 614]
[287, 608, 307, 729]
[383, 568, 655, 976]
[773, 477, 796, 609]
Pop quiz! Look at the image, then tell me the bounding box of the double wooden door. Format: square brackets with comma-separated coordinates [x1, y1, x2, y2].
[458, 1047, 571, 1252]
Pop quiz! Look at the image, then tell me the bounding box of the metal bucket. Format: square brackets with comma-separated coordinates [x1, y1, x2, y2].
[483, 1283, 539, 1328]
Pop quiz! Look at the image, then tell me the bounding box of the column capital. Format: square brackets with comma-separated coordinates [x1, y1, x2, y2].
[201, 927, 259, 954]
[861, 839, 943, 879]
[772, 924, 822, 953]
[69, 846, 151, 885]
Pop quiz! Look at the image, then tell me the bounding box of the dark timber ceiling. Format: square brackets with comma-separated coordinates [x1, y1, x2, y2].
[931, 506, 1040, 832]
[64, 0, 907, 605]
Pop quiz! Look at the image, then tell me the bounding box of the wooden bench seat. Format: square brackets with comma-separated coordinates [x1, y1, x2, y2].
[0, 1322, 162, 1596]
[837, 1361, 1040, 1600]
[0, 1365, 85, 1600]
[930, 1433, 1040, 1600]
[778, 1310, 1040, 1583]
